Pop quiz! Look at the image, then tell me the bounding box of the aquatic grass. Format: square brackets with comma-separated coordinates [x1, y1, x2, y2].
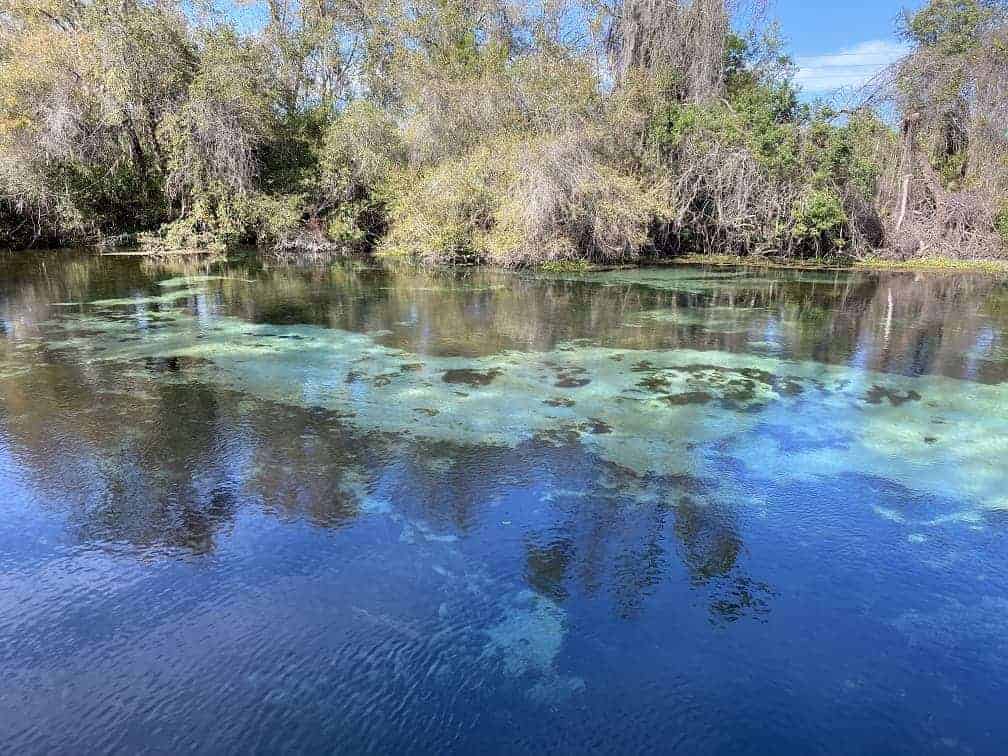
[854, 256, 1008, 276]
[669, 253, 853, 270]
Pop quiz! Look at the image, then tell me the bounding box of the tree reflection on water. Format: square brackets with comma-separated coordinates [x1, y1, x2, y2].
[1, 250, 1006, 624]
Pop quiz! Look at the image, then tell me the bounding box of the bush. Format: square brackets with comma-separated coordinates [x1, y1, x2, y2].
[792, 188, 848, 251]
[490, 131, 655, 265]
[380, 147, 504, 264]
[996, 203, 1008, 247]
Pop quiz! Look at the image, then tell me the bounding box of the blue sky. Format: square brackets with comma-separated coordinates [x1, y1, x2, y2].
[774, 0, 917, 96]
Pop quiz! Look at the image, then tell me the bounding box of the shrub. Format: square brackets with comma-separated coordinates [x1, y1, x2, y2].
[380, 147, 505, 264]
[491, 131, 656, 265]
[791, 188, 848, 252]
[996, 203, 1008, 247]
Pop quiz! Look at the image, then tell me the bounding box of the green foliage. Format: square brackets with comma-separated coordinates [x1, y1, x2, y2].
[936, 149, 969, 187]
[57, 160, 168, 237]
[804, 109, 888, 200]
[648, 101, 734, 155]
[381, 150, 502, 263]
[258, 109, 329, 199]
[641, 70, 879, 257]
[893, 0, 1008, 258]
[996, 202, 1008, 246]
[139, 215, 228, 254]
[723, 34, 754, 93]
[730, 83, 802, 177]
[140, 184, 265, 252]
[905, 0, 995, 53]
[314, 102, 404, 250]
[430, 0, 483, 76]
[792, 188, 848, 250]
[648, 79, 803, 177]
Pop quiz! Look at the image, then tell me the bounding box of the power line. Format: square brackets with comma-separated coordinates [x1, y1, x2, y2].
[795, 51, 909, 61]
[802, 62, 899, 70]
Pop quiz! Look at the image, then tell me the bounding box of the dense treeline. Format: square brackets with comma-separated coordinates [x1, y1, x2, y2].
[0, 0, 1006, 264]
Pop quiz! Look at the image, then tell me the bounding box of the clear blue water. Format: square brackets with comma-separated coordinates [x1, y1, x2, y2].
[1, 251, 1007, 754]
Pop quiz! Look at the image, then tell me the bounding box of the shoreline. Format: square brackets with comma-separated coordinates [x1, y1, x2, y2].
[660, 254, 1008, 276]
[7, 246, 1008, 277]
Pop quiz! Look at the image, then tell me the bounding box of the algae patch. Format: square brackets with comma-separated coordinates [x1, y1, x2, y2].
[442, 368, 501, 387]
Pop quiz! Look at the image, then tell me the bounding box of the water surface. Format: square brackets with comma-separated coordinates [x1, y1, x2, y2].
[1, 252, 1007, 754]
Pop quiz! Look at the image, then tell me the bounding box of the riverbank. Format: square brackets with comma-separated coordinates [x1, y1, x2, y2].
[662, 253, 1008, 276]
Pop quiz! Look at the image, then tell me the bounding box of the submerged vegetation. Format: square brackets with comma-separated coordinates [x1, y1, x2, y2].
[0, 0, 1006, 264]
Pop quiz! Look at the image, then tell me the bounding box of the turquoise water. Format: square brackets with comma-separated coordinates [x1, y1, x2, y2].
[1, 251, 1007, 753]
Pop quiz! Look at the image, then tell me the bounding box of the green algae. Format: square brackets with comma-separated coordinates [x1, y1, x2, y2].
[157, 275, 247, 288]
[580, 268, 751, 295]
[664, 390, 716, 406]
[6, 258, 1008, 720]
[554, 375, 591, 388]
[81, 287, 208, 310]
[624, 305, 759, 334]
[543, 397, 576, 408]
[576, 266, 852, 296]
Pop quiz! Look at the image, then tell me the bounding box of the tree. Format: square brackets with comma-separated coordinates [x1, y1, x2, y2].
[887, 0, 1008, 256]
[603, 0, 729, 101]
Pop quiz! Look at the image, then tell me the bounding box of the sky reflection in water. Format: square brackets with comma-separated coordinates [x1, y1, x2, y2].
[1, 252, 1007, 754]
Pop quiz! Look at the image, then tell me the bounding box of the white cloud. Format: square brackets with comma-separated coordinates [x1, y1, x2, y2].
[794, 40, 910, 94]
